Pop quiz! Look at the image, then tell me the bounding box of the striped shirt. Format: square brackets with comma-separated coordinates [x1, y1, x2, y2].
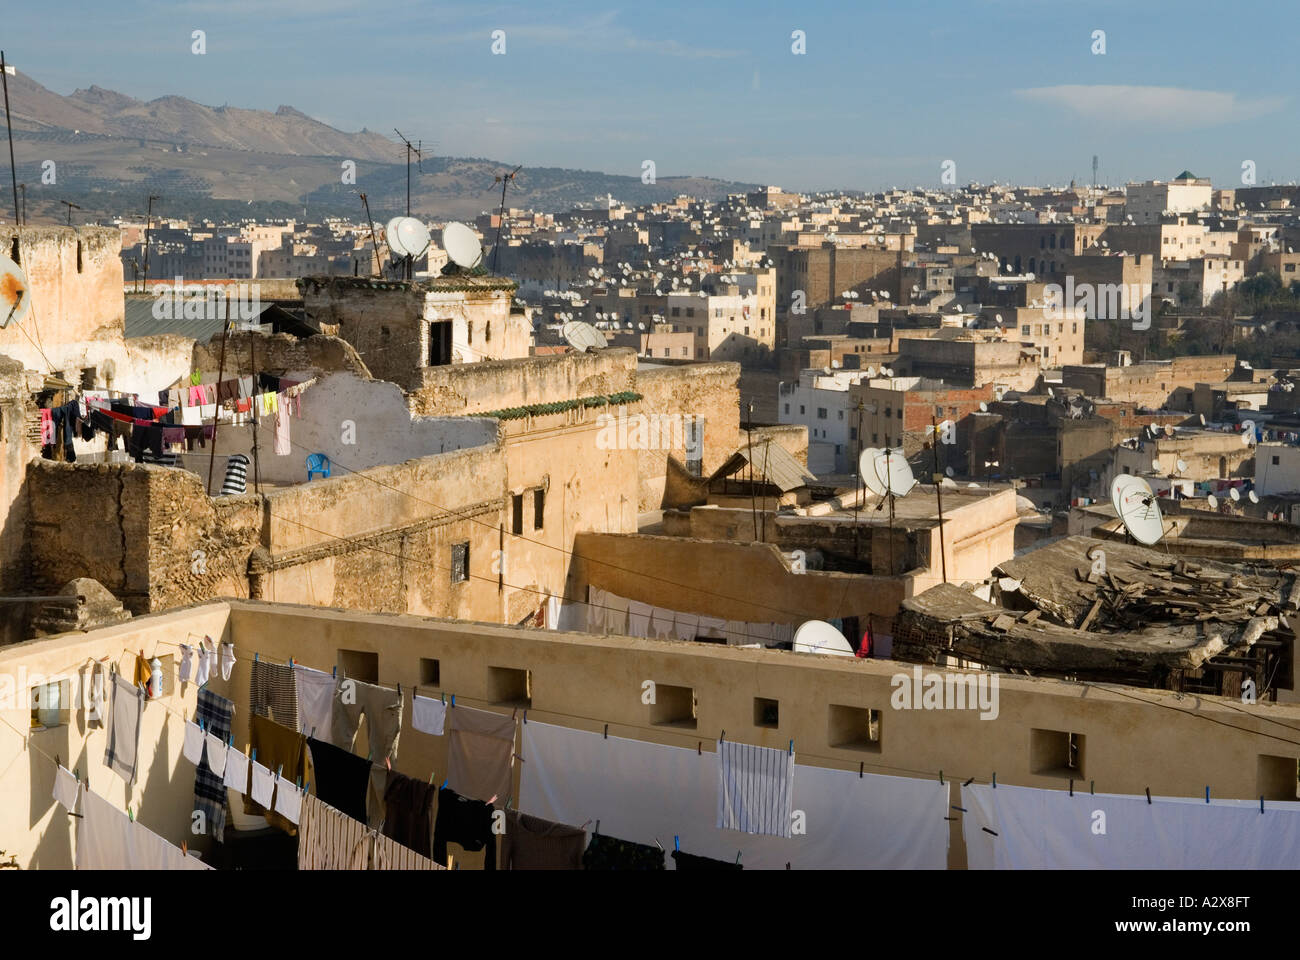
[220, 454, 250, 495]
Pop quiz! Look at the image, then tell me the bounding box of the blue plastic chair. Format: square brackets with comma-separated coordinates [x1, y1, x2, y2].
[306, 453, 331, 480]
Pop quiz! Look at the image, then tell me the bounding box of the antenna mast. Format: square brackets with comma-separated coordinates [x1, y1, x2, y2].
[489, 165, 522, 274]
[394, 128, 423, 217]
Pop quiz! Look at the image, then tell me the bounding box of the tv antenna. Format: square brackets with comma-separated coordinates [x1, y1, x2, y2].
[393, 129, 422, 217]
[356, 192, 381, 277]
[488, 165, 522, 274]
[858, 445, 916, 574]
[59, 200, 81, 225]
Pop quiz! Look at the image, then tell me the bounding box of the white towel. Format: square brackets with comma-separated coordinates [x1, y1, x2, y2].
[724, 620, 748, 645]
[412, 694, 447, 736]
[223, 748, 250, 795]
[183, 721, 205, 765]
[87, 662, 106, 729]
[294, 664, 336, 741]
[627, 601, 653, 638]
[674, 611, 701, 641]
[604, 593, 631, 635]
[53, 765, 80, 813]
[716, 739, 795, 839]
[698, 616, 728, 639]
[273, 774, 302, 825]
[103, 673, 143, 785]
[249, 760, 275, 808]
[204, 733, 228, 777]
[545, 594, 562, 630]
[587, 587, 607, 632]
[649, 607, 674, 640]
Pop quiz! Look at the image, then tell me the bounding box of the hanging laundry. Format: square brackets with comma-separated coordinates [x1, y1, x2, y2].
[297, 794, 370, 870]
[193, 687, 234, 843]
[86, 661, 106, 729]
[432, 786, 497, 870]
[220, 453, 250, 495]
[246, 714, 307, 834]
[273, 775, 303, 826]
[103, 671, 144, 785]
[587, 586, 607, 632]
[649, 607, 675, 640]
[697, 616, 728, 641]
[307, 736, 371, 823]
[381, 771, 437, 858]
[627, 600, 652, 638]
[182, 720, 205, 765]
[717, 739, 795, 839]
[248, 760, 275, 809]
[674, 610, 701, 641]
[194, 638, 212, 686]
[411, 693, 447, 736]
[671, 849, 743, 870]
[274, 400, 291, 455]
[332, 674, 403, 763]
[293, 663, 336, 741]
[446, 705, 516, 804]
[223, 746, 250, 796]
[38, 407, 54, 445]
[603, 592, 630, 634]
[53, 765, 80, 814]
[76, 787, 211, 870]
[204, 732, 228, 778]
[500, 809, 587, 870]
[370, 830, 445, 870]
[582, 833, 665, 870]
[250, 658, 298, 727]
[178, 643, 193, 684]
[220, 641, 236, 681]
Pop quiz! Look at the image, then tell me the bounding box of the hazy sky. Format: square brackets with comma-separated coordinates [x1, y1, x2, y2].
[8, 0, 1296, 191]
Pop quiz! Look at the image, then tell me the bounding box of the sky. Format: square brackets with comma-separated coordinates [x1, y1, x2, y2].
[7, 0, 1298, 192]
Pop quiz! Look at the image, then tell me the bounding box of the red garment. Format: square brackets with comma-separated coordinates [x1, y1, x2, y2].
[855, 623, 873, 659]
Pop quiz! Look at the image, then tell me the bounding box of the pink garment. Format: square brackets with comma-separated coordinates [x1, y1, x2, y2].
[275, 402, 291, 455]
[39, 408, 54, 444]
[188, 385, 205, 406]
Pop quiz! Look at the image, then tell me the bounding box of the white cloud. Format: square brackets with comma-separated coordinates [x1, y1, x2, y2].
[1016, 84, 1285, 128]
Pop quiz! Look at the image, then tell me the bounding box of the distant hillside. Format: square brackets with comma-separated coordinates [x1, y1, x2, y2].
[2, 72, 758, 223]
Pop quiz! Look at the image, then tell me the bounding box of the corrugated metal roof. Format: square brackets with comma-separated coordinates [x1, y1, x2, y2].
[124, 298, 294, 340]
[708, 440, 818, 492]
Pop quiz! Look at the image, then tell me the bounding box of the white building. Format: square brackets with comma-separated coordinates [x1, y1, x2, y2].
[1255, 443, 1300, 496]
[1125, 175, 1212, 225]
[778, 368, 869, 474]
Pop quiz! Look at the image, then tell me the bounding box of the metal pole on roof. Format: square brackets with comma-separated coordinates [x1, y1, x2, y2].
[932, 415, 948, 584]
[207, 318, 230, 494]
[0, 52, 17, 226]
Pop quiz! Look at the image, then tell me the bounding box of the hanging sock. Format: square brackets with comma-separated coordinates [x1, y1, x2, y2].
[220, 641, 237, 681]
[194, 640, 212, 687]
[178, 643, 193, 684]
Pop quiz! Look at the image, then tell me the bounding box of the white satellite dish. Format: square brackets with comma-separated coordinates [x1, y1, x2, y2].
[1207, 494, 1219, 510]
[0, 256, 31, 329]
[1249, 490, 1260, 503]
[442, 222, 483, 269]
[562, 321, 606, 352]
[1151, 457, 1162, 473]
[945, 466, 955, 477]
[858, 448, 887, 497]
[792, 620, 855, 657]
[383, 216, 406, 253]
[871, 447, 915, 497]
[1176, 458, 1187, 474]
[978, 402, 988, 412]
[390, 217, 431, 259]
[1112, 475, 1164, 545]
[1229, 487, 1241, 502]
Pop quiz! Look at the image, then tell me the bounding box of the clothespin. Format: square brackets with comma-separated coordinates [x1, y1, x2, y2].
[290, 657, 294, 666]
[1069, 779, 1073, 797]
[413, 686, 418, 700]
[981, 827, 998, 836]
[938, 770, 944, 785]
[488, 794, 498, 805]
[1261, 796, 1265, 814]
[227, 734, 234, 747]
[397, 683, 401, 697]
[296, 776, 302, 790]
[276, 764, 283, 779]
[1145, 787, 1152, 804]
[181, 841, 187, 855]
[1090, 781, 1095, 795]
[735, 851, 741, 864]
[254, 652, 258, 662]
[787, 739, 794, 756]
[1205, 786, 1210, 804]
[603, 724, 608, 740]
[719, 730, 725, 744]
[128, 808, 134, 822]
[594, 820, 600, 835]
[697, 742, 702, 755]
[451, 694, 455, 707]
[951, 804, 967, 813]
[441, 691, 445, 704]
[963, 776, 974, 786]
[367, 751, 373, 762]
[674, 836, 679, 851]
[332, 665, 337, 678]
[385, 756, 391, 771]
[430, 769, 436, 784]
[441, 779, 448, 789]
[251, 748, 257, 763]
[522, 710, 527, 724]
[653, 838, 663, 851]
[991, 772, 996, 788]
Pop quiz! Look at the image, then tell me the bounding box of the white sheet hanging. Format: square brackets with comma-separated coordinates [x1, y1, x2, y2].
[520, 720, 948, 869]
[963, 782, 1300, 869]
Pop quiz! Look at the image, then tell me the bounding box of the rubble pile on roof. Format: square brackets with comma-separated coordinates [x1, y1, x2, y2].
[893, 536, 1297, 691]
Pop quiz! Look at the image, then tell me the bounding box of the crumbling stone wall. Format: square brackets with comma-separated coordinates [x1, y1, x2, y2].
[410, 348, 638, 416]
[191, 332, 371, 381]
